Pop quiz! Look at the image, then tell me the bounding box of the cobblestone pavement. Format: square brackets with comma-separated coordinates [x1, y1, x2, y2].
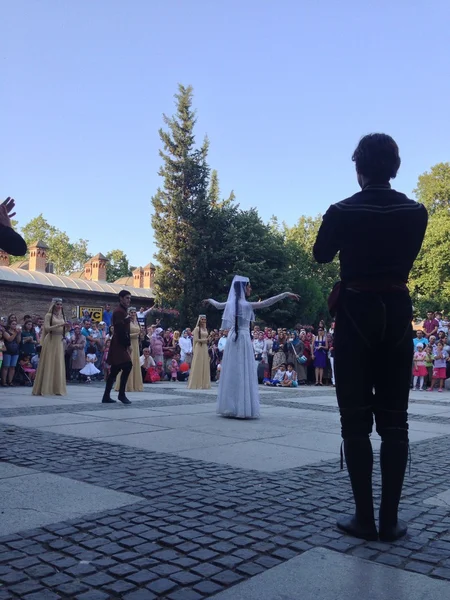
[1, 384, 450, 599]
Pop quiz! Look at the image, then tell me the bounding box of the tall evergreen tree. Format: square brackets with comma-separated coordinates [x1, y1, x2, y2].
[151, 85, 212, 326]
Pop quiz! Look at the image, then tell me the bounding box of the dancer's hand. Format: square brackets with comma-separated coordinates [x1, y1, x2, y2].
[0, 197, 16, 227]
[288, 293, 300, 301]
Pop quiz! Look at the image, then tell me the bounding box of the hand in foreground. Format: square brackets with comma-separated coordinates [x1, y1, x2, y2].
[0, 197, 16, 228]
[288, 293, 300, 301]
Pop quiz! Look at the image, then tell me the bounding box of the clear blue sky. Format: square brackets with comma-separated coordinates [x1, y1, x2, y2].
[2, 0, 449, 268]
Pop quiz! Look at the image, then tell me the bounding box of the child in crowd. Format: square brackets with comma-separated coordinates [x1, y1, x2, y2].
[102, 339, 111, 381]
[0, 331, 5, 370]
[428, 341, 448, 393]
[413, 343, 427, 391]
[282, 362, 298, 387]
[80, 344, 101, 383]
[216, 360, 221, 383]
[424, 345, 434, 388]
[264, 363, 286, 386]
[170, 357, 179, 382]
[19, 354, 36, 382]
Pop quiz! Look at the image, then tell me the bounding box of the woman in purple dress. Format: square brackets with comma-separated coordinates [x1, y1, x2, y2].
[312, 325, 328, 385]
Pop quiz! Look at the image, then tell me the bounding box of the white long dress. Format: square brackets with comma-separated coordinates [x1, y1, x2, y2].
[209, 293, 291, 419]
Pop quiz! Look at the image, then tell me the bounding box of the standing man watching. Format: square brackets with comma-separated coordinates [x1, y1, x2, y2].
[314, 134, 428, 542]
[0, 197, 27, 256]
[103, 304, 113, 329]
[102, 290, 133, 405]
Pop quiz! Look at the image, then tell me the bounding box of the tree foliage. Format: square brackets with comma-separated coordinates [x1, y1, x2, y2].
[150, 84, 336, 328]
[105, 249, 132, 282]
[410, 162, 450, 314]
[20, 214, 91, 275]
[413, 162, 450, 215]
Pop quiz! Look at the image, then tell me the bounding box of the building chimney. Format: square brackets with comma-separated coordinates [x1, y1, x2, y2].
[90, 253, 108, 282]
[84, 258, 92, 280]
[133, 267, 143, 288]
[28, 241, 49, 272]
[0, 249, 9, 267]
[143, 263, 155, 289]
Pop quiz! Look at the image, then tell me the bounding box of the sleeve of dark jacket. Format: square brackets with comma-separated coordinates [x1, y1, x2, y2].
[113, 309, 130, 349]
[0, 225, 28, 256]
[313, 206, 340, 264]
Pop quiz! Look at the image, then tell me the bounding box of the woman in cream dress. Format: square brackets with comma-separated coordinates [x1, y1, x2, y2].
[115, 307, 143, 392]
[187, 315, 211, 390]
[32, 298, 68, 396]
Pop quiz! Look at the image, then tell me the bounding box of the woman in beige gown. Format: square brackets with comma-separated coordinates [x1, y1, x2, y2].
[187, 315, 211, 390]
[32, 298, 68, 396]
[115, 307, 143, 392]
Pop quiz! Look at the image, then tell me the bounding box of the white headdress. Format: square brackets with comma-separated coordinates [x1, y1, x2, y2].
[222, 275, 254, 330]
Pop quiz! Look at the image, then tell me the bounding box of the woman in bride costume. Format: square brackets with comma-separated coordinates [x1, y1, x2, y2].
[204, 275, 299, 418]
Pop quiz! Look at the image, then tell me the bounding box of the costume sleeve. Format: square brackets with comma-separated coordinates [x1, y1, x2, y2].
[313, 206, 340, 264]
[113, 310, 130, 348]
[250, 292, 290, 310]
[193, 327, 199, 347]
[0, 225, 27, 256]
[44, 314, 62, 332]
[207, 299, 227, 310]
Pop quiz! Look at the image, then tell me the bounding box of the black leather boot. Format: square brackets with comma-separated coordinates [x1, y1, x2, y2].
[118, 363, 132, 404]
[379, 440, 408, 542]
[118, 393, 131, 405]
[102, 375, 116, 403]
[337, 437, 378, 541]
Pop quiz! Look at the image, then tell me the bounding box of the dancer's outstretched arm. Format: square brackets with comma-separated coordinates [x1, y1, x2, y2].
[202, 299, 227, 310]
[250, 292, 299, 310]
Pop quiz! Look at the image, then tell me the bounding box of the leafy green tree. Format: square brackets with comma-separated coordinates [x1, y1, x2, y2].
[20, 214, 90, 274]
[284, 215, 339, 293]
[410, 163, 450, 314]
[105, 249, 132, 282]
[413, 162, 450, 215]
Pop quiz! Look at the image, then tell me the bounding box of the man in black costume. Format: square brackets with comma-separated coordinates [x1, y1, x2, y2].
[314, 134, 428, 542]
[0, 197, 27, 256]
[101, 290, 133, 405]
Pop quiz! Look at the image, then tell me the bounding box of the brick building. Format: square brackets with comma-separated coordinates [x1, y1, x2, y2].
[0, 242, 156, 322]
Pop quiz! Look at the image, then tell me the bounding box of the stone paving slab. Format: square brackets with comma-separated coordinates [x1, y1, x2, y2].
[0, 412, 106, 428]
[36, 419, 169, 439]
[176, 439, 336, 471]
[0, 463, 142, 536]
[211, 547, 450, 599]
[424, 489, 450, 508]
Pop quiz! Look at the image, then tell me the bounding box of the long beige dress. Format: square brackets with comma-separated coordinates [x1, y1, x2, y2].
[32, 313, 67, 396]
[115, 320, 143, 392]
[187, 326, 211, 389]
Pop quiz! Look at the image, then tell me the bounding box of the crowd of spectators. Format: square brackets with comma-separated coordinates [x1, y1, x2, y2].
[0, 305, 448, 390]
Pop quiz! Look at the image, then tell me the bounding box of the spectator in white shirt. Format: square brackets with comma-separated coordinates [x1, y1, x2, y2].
[179, 330, 193, 365]
[253, 332, 267, 362]
[140, 348, 156, 381]
[218, 330, 228, 353]
[137, 306, 152, 327]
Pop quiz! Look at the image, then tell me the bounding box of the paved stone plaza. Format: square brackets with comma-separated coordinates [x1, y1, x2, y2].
[1, 383, 450, 599]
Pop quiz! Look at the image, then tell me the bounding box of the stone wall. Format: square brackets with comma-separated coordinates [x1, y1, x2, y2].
[0, 282, 154, 322]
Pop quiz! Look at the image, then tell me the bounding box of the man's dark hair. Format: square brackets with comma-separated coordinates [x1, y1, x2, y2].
[119, 290, 131, 299]
[352, 133, 401, 182]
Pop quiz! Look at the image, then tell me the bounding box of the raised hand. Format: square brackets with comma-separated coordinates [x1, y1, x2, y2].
[288, 293, 300, 301]
[201, 299, 210, 306]
[0, 197, 16, 227]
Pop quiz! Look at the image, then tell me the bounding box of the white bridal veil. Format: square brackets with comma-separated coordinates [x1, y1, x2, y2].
[221, 275, 255, 330]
